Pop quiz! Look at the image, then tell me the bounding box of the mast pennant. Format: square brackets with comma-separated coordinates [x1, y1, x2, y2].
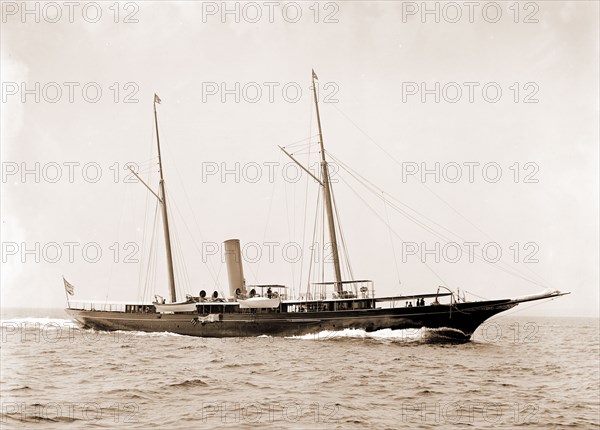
[154, 93, 162, 104]
[312, 69, 318, 80]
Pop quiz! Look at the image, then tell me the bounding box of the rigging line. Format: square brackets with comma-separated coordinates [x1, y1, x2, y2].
[175, 226, 189, 298]
[136, 166, 159, 176]
[291, 147, 300, 290]
[286, 142, 320, 149]
[329, 179, 354, 281]
[329, 152, 475, 246]
[244, 253, 260, 287]
[137, 192, 155, 301]
[177, 224, 193, 296]
[461, 289, 490, 301]
[152, 216, 159, 299]
[134, 163, 158, 171]
[490, 295, 563, 319]
[376, 191, 549, 286]
[335, 160, 467, 250]
[214, 263, 224, 297]
[298, 104, 315, 300]
[287, 149, 322, 156]
[329, 151, 498, 257]
[143, 217, 152, 302]
[284, 135, 321, 147]
[383, 191, 402, 291]
[137, 141, 157, 301]
[151, 201, 161, 300]
[150, 227, 157, 300]
[160, 138, 223, 290]
[379, 193, 546, 288]
[105, 169, 131, 304]
[148, 239, 155, 300]
[254, 151, 282, 284]
[306, 189, 321, 300]
[142, 200, 160, 302]
[167, 201, 188, 298]
[167, 215, 187, 297]
[135, 155, 159, 165]
[168, 186, 221, 288]
[346, 171, 546, 288]
[330, 152, 547, 287]
[321, 177, 326, 288]
[145, 166, 162, 302]
[339, 206, 354, 282]
[298, 96, 320, 297]
[134, 165, 158, 175]
[134, 162, 158, 172]
[170, 217, 183, 300]
[169, 198, 220, 297]
[330, 105, 552, 287]
[352, 169, 547, 288]
[337, 173, 452, 289]
[151, 200, 160, 299]
[284, 164, 297, 292]
[134, 168, 158, 179]
[135, 162, 159, 172]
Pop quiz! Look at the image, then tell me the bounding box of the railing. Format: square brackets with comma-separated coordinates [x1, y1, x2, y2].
[67, 301, 130, 312]
[297, 280, 375, 301]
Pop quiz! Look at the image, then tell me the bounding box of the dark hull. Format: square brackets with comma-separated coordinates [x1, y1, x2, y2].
[66, 299, 517, 339]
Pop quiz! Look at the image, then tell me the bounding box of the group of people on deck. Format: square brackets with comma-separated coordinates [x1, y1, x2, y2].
[406, 298, 426, 307]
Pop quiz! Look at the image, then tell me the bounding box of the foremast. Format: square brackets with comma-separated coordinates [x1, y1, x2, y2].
[311, 70, 343, 295]
[153, 94, 177, 303]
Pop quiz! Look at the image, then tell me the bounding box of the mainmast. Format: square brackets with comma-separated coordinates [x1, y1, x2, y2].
[153, 94, 177, 303]
[311, 70, 343, 294]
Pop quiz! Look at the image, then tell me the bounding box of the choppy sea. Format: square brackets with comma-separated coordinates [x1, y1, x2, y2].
[1, 308, 598, 429]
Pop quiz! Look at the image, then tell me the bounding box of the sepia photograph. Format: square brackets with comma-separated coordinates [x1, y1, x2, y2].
[1, 1, 599, 428]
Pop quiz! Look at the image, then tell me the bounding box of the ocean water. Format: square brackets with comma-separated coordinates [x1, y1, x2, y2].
[1, 309, 598, 429]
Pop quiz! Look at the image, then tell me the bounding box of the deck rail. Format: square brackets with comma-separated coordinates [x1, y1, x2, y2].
[67, 301, 131, 312]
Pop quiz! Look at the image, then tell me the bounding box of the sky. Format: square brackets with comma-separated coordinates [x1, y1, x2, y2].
[1, 1, 598, 317]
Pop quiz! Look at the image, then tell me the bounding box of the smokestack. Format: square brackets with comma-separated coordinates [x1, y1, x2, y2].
[224, 239, 246, 298]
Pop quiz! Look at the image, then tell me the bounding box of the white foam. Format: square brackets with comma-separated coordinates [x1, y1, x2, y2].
[112, 329, 186, 338]
[288, 327, 425, 341]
